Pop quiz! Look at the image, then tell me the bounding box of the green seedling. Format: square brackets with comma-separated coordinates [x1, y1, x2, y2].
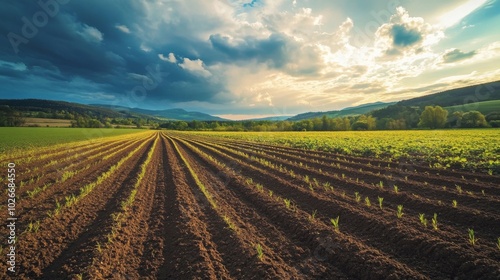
[396, 205, 404, 218]
[330, 216, 340, 232]
[452, 200, 457, 208]
[468, 229, 477, 246]
[354, 192, 360, 203]
[309, 210, 318, 221]
[432, 213, 438, 230]
[365, 197, 371, 207]
[419, 213, 427, 227]
[256, 244, 264, 260]
[378, 197, 384, 210]
[284, 198, 291, 209]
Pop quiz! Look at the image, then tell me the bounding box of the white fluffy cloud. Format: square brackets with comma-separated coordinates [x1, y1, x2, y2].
[179, 58, 212, 78]
[115, 24, 130, 34]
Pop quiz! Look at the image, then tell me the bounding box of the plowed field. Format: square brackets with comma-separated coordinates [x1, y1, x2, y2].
[1, 131, 499, 279]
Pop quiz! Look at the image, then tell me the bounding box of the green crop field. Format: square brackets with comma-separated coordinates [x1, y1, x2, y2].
[0, 127, 146, 153]
[185, 129, 500, 174]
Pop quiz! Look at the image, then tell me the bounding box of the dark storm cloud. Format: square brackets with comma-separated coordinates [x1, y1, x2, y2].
[209, 33, 288, 68]
[442, 48, 476, 63]
[391, 24, 422, 47]
[0, 0, 226, 107]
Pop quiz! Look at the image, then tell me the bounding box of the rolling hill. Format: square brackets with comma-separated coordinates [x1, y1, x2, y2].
[0, 99, 228, 121]
[93, 105, 228, 121]
[399, 80, 500, 107]
[287, 101, 395, 121]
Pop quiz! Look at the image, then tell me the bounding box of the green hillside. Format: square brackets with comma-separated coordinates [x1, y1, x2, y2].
[288, 102, 395, 121]
[399, 81, 500, 107]
[445, 100, 500, 115]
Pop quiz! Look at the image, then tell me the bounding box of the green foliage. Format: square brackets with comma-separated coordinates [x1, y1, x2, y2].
[378, 197, 384, 209]
[256, 244, 264, 260]
[419, 214, 428, 227]
[354, 192, 361, 203]
[309, 210, 318, 221]
[187, 130, 500, 174]
[468, 229, 477, 246]
[284, 198, 291, 209]
[365, 197, 371, 207]
[418, 106, 448, 129]
[396, 205, 404, 218]
[393, 185, 399, 194]
[0, 128, 144, 153]
[460, 111, 488, 128]
[432, 213, 438, 230]
[330, 216, 340, 232]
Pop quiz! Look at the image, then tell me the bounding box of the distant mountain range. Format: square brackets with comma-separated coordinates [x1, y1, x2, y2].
[1, 80, 499, 122]
[0, 99, 228, 121]
[244, 116, 294, 121]
[92, 104, 228, 121]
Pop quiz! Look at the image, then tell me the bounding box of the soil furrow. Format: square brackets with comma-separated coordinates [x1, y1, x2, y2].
[179, 136, 500, 279]
[10, 135, 156, 279]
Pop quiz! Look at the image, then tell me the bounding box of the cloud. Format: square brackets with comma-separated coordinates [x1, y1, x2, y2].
[77, 23, 103, 43]
[159, 53, 177, 63]
[442, 48, 476, 63]
[391, 24, 422, 47]
[179, 58, 212, 78]
[115, 24, 130, 34]
[376, 7, 443, 56]
[0, 0, 498, 116]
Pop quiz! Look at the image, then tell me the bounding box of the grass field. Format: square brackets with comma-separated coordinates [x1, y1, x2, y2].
[23, 118, 72, 127]
[0, 127, 147, 153]
[445, 100, 500, 115]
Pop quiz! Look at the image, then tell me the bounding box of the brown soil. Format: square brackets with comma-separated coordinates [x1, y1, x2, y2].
[0, 131, 498, 279]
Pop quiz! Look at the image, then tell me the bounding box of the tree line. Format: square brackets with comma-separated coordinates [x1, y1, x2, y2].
[160, 105, 498, 131]
[2, 104, 499, 130]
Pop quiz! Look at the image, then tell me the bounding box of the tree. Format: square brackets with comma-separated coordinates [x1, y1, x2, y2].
[418, 106, 448, 129]
[351, 121, 369, 130]
[460, 111, 487, 128]
[357, 115, 376, 130]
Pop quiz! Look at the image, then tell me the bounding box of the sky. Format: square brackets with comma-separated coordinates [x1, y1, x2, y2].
[0, 0, 499, 120]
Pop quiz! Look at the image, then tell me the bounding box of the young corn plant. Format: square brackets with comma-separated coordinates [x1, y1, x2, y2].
[96, 242, 103, 253]
[468, 229, 477, 246]
[284, 198, 291, 209]
[379, 181, 384, 189]
[452, 200, 458, 208]
[330, 216, 340, 232]
[53, 199, 62, 216]
[419, 214, 428, 227]
[456, 185, 463, 194]
[378, 197, 384, 210]
[354, 192, 361, 203]
[432, 213, 438, 230]
[309, 210, 318, 221]
[393, 185, 399, 194]
[396, 205, 404, 218]
[256, 243, 264, 260]
[304, 175, 310, 183]
[365, 197, 371, 207]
